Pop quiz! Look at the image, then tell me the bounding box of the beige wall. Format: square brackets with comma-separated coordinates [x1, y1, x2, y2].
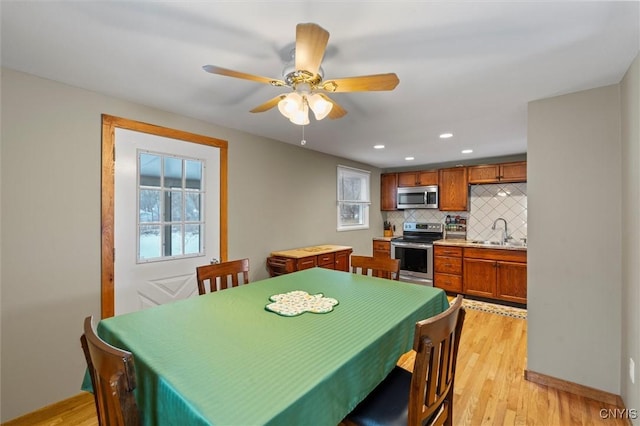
[621, 54, 640, 420]
[0, 69, 383, 421]
[528, 85, 623, 392]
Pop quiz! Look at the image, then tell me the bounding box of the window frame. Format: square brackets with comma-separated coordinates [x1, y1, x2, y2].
[336, 165, 371, 232]
[136, 150, 206, 263]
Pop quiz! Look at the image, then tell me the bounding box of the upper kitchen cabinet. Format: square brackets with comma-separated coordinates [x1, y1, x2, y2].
[500, 161, 527, 182]
[380, 173, 398, 211]
[438, 167, 469, 211]
[397, 170, 438, 187]
[468, 161, 527, 184]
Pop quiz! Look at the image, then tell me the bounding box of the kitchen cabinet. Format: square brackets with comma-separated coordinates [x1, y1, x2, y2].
[335, 250, 350, 271]
[496, 261, 527, 304]
[380, 173, 398, 211]
[434, 245, 462, 292]
[438, 167, 469, 211]
[269, 245, 353, 274]
[500, 161, 527, 182]
[463, 247, 527, 304]
[468, 161, 527, 184]
[373, 240, 391, 258]
[397, 170, 438, 187]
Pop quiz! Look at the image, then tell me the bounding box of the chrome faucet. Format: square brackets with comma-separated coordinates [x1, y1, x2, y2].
[492, 218, 510, 243]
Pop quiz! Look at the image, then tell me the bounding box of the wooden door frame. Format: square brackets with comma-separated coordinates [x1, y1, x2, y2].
[101, 114, 228, 318]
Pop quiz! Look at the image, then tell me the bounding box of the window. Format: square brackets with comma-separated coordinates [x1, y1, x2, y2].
[137, 151, 205, 262]
[337, 165, 370, 231]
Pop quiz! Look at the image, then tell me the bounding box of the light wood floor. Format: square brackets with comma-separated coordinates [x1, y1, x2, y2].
[3, 308, 628, 426]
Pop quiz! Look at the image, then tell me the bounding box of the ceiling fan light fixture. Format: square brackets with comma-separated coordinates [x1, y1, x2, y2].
[203, 22, 399, 127]
[277, 92, 303, 119]
[307, 93, 333, 120]
[289, 102, 310, 125]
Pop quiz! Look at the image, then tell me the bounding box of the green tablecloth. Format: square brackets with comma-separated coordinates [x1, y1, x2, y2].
[96, 267, 449, 426]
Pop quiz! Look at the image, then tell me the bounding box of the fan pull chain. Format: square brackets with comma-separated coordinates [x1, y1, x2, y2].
[301, 125, 306, 145]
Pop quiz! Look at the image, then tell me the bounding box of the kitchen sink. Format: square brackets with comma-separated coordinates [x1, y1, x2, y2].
[470, 240, 503, 245]
[469, 240, 526, 247]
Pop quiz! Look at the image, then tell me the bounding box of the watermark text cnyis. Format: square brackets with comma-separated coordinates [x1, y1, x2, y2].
[600, 408, 638, 420]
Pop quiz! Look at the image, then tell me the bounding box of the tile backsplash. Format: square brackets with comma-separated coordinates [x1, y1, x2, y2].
[384, 182, 527, 242]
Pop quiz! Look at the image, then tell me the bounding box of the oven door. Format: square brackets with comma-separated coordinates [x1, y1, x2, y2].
[390, 241, 433, 285]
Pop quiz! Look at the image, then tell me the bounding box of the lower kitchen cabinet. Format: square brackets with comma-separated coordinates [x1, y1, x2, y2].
[335, 250, 350, 271]
[463, 247, 527, 304]
[462, 258, 497, 299]
[373, 239, 391, 258]
[434, 245, 463, 293]
[496, 261, 527, 304]
[268, 245, 353, 275]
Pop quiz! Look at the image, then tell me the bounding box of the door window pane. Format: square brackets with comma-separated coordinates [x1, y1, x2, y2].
[139, 153, 161, 187]
[166, 191, 182, 221]
[185, 224, 201, 255]
[185, 193, 201, 221]
[165, 224, 183, 256]
[139, 189, 160, 222]
[139, 225, 161, 259]
[185, 160, 202, 190]
[163, 157, 182, 189]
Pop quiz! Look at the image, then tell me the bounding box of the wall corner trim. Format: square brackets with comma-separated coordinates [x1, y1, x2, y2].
[524, 369, 625, 408]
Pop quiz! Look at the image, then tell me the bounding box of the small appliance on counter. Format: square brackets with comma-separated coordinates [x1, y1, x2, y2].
[444, 215, 467, 240]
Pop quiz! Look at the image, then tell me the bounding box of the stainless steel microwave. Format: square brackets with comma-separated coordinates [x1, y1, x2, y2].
[397, 185, 439, 209]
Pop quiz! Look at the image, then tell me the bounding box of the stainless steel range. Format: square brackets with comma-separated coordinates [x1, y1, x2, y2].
[391, 222, 444, 286]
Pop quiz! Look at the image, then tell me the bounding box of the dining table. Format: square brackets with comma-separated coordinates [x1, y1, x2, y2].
[91, 267, 449, 426]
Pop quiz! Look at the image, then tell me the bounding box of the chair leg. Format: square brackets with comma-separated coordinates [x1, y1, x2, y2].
[444, 388, 454, 426]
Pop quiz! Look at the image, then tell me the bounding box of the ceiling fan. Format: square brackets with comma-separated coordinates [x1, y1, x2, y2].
[203, 22, 399, 125]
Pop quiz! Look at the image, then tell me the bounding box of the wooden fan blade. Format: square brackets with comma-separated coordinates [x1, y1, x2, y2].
[322, 73, 399, 92]
[295, 23, 329, 76]
[250, 95, 286, 113]
[203, 65, 285, 86]
[318, 94, 347, 119]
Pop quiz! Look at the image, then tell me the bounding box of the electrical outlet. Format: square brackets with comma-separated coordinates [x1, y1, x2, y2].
[630, 358, 635, 384]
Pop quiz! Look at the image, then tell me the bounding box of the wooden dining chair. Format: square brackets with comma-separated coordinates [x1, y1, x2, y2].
[350, 255, 400, 280]
[196, 258, 250, 295]
[81, 316, 140, 426]
[345, 295, 466, 426]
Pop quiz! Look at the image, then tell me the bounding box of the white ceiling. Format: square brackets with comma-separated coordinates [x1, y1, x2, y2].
[2, 1, 638, 168]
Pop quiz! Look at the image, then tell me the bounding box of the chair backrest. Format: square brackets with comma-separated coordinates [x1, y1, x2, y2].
[408, 295, 466, 426]
[266, 256, 296, 277]
[196, 258, 250, 295]
[81, 316, 140, 426]
[350, 255, 400, 280]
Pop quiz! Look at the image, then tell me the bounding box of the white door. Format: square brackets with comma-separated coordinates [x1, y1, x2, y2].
[114, 128, 220, 315]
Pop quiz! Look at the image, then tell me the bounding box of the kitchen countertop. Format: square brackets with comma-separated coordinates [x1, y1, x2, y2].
[434, 239, 527, 252]
[270, 245, 353, 259]
[373, 236, 396, 242]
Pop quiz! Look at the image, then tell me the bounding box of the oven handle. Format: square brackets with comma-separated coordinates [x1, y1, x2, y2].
[391, 241, 434, 249]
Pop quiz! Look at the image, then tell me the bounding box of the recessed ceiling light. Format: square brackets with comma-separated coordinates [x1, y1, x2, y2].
[461, 149, 473, 154]
[405, 156, 415, 161]
[373, 144, 385, 149]
[439, 133, 453, 139]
